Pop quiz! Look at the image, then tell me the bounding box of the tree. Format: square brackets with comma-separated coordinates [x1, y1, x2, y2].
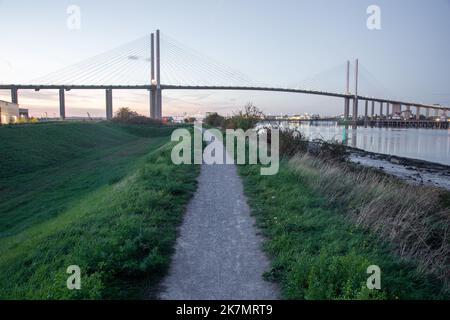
[224, 103, 265, 131]
[204, 113, 225, 127]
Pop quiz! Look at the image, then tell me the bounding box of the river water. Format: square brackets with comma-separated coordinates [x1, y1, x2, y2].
[274, 122, 450, 166]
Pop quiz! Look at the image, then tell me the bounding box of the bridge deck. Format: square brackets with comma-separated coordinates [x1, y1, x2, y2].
[0, 84, 448, 111]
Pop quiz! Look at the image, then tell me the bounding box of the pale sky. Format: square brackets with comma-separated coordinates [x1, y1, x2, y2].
[0, 0, 449, 118]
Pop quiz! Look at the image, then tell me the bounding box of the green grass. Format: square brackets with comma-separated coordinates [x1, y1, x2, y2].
[238, 160, 448, 300]
[0, 122, 199, 299]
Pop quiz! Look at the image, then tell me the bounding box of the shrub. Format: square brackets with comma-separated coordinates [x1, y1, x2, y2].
[204, 113, 225, 127]
[224, 103, 264, 131]
[262, 127, 308, 158]
[312, 139, 348, 162]
[112, 107, 161, 125]
[184, 117, 197, 124]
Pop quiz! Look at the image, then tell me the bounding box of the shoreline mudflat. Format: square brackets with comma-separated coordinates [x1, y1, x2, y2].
[347, 147, 450, 190]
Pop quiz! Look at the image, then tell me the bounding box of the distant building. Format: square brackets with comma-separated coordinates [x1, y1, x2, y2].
[162, 116, 174, 124]
[19, 108, 29, 119]
[402, 110, 412, 119]
[0, 100, 19, 124]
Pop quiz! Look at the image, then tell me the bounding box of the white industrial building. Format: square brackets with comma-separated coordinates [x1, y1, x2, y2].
[0, 100, 19, 124]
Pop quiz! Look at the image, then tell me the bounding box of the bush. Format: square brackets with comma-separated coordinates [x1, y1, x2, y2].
[112, 107, 161, 125]
[262, 127, 308, 158]
[224, 103, 264, 131]
[184, 117, 197, 124]
[312, 139, 348, 162]
[204, 113, 225, 127]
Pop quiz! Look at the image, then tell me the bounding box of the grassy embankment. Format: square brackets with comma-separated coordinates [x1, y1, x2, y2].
[0, 122, 199, 299]
[237, 141, 449, 300]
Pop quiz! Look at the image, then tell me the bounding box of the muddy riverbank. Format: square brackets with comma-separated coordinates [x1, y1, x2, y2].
[347, 147, 450, 190]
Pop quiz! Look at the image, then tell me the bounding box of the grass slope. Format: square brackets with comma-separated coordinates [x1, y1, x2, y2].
[0, 122, 171, 236]
[0, 122, 199, 299]
[239, 161, 448, 300]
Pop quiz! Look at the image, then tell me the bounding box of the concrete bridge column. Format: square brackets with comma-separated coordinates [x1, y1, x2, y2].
[344, 98, 350, 120]
[364, 100, 369, 121]
[59, 88, 66, 120]
[416, 106, 421, 120]
[364, 100, 369, 127]
[157, 90, 163, 118]
[426, 108, 430, 118]
[371, 101, 375, 118]
[150, 88, 156, 118]
[11, 87, 18, 104]
[386, 103, 390, 119]
[392, 103, 401, 116]
[379, 102, 384, 118]
[352, 98, 358, 121]
[106, 89, 113, 120]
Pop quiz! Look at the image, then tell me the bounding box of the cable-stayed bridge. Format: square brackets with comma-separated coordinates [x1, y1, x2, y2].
[0, 29, 448, 121]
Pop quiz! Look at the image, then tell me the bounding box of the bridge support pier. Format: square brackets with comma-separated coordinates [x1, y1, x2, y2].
[416, 106, 421, 120]
[392, 103, 401, 116]
[386, 103, 390, 119]
[352, 98, 358, 122]
[59, 88, 66, 120]
[371, 101, 375, 119]
[106, 89, 113, 120]
[364, 100, 369, 126]
[379, 102, 384, 118]
[426, 108, 430, 118]
[344, 98, 350, 121]
[11, 87, 18, 104]
[157, 89, 162, 118]
[150, 87, 156, 118]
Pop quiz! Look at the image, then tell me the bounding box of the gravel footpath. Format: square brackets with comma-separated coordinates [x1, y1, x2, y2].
[158, 146, 279, 300]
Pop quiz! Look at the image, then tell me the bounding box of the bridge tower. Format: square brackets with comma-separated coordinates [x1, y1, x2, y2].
[150, 33, 156, 118]
[149, 30, 162, 119]
[156, 29, 162, 119]
[344, 61, 350, 121]
[352, 59, 359, 122]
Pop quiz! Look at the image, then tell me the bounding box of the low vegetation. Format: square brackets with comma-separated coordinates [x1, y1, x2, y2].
[218, 104, 450, 299]
[112, 107, 163, 125]
[0, 122, 199, 299]
[289, 155, 450, 286]
[239, 160, 449, 299]
[205, 103, 263, 131]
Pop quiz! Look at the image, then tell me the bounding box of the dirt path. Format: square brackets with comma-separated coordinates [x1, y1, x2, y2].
[158, 146, 279, 300]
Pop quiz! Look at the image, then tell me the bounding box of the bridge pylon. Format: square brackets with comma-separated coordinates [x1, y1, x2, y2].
[344, 61, 350, 121]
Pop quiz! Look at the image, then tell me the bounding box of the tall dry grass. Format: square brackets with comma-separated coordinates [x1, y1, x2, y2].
[289, 154, 450, 287]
